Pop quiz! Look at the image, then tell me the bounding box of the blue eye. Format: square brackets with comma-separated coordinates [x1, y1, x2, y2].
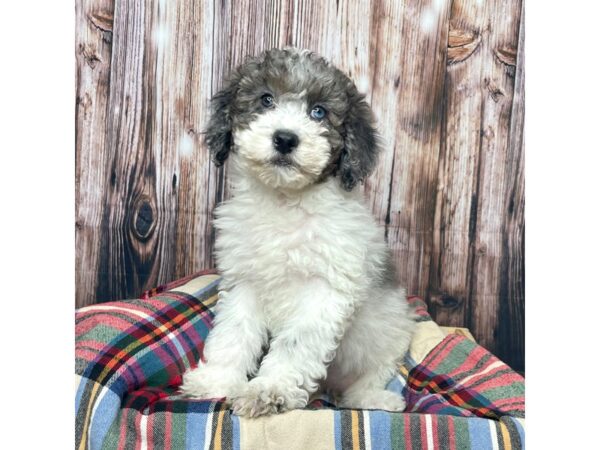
[261, 94, 274, 107]
[310, 105, 327, 120]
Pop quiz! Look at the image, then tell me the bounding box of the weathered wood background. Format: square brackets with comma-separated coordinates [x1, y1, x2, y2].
[76, 0, 525, 372]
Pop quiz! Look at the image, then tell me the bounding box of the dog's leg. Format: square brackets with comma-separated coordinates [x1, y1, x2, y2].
[329, 287, 414, 412]
[336, 364, 406, 412]
[180, 284, 267, 401]
[231, 280, 353, 417]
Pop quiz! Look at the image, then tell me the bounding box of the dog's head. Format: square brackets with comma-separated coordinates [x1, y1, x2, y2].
[205, 48, 381, 191]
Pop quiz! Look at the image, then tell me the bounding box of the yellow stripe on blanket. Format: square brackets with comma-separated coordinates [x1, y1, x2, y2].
[398, 364, 410, 378]
[499, 421, 512, 450]
[214, 409, 226, 450]
[351, 410, 360, 450]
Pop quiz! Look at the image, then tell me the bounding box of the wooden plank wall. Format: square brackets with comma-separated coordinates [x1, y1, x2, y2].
[76, 0, 525, 372]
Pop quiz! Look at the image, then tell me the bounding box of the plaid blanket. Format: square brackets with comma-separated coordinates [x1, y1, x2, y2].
[76, 271, 525, 450]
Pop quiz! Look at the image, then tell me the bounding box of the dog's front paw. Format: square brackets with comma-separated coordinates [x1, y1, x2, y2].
[180, 363, 244, 401]
[231, 377, 308, 417]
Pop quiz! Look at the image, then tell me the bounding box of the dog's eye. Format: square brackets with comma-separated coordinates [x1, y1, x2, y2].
[261, 94, 275, 108]
[310, 105, 327, 120]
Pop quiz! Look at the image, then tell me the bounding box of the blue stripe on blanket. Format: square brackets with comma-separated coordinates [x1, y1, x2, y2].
[369, 410, 392, 450]
[231, 414, 241, 450]
[89, 387, 121, 450]
[333, 410, 342, 450]
[385, 376, 405, 394]
[185, 410, 210, 449]
[468, 417, 494, 449]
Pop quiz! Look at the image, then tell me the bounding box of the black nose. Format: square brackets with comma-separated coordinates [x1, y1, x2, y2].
[273, 130, 299, 154]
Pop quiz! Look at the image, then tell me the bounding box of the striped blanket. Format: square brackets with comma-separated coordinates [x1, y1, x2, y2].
[76, 271, 525, 450]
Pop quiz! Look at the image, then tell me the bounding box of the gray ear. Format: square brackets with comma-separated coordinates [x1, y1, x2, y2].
[204, 76, 239, 166]
[339, 92, 381, 191]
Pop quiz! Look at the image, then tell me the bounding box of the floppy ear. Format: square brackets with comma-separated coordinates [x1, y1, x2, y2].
[204, 75, 240, 166]
[339, 92, 382, 191]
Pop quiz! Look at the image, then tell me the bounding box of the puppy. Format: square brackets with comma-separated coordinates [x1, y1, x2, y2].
[180, 48, 416, 417]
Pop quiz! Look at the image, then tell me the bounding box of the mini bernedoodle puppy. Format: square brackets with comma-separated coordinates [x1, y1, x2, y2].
[180, 48, 416, 417]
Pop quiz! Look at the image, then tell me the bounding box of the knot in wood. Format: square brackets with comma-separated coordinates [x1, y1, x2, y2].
[131, 197, 156, 241]
[447, 29, 481, 65]
[431, 292, 462, 309]
[79, 43, 102, 69]
[88, 12, 114, 33]
[484, 78, 505, 103]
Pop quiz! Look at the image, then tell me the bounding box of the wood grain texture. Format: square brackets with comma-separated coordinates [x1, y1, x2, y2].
[94, 0, 156, 302]
[428, 0, 524, 361]
[75, 0, 114, 307]
[75, 0, 525, 371]
[497, 0, 524, 372]
[381, 0, 452, 306]
[468, 0, 523, 359]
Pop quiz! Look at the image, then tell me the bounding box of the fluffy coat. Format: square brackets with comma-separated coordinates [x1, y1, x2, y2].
[180, 48, 416, 417]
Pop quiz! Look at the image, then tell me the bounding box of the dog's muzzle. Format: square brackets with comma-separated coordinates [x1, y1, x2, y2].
[273, 130, 299, 154]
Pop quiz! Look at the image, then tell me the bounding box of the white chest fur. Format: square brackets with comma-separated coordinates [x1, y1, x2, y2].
[213, 178, 387, 299]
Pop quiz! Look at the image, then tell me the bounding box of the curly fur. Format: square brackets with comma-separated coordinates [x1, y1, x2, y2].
[180, 48, 416, 417]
